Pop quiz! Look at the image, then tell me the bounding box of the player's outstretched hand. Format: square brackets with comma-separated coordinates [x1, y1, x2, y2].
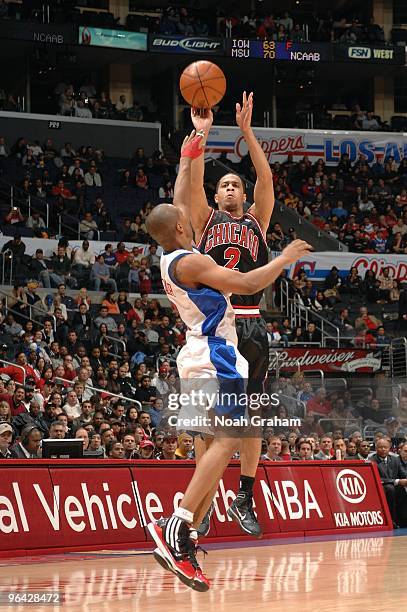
[191, 107, 213, 134]
[236, 91, 253, 134]
[281, 239, 313, 264]
[181, 130, 205, 160]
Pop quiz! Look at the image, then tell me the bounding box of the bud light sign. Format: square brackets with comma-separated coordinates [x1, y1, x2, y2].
[206, 126, 407, 166]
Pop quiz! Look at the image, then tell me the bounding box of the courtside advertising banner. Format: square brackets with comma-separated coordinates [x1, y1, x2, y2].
[333, 44, 405, 64]
[0, 461, 392, 556]
[149, 35, 223, 55]
[282, 250, 407, 281]
[79, 27, 147, 51]
[206, 126, 407, 166]
[269, 348, 382, 373]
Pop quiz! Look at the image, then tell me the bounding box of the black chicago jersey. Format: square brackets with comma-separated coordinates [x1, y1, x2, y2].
[196, 208, 269, 308]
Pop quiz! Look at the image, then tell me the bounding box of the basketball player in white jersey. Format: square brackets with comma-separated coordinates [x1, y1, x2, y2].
[146, 132, 311, 591]
[185, 92, 276, 538]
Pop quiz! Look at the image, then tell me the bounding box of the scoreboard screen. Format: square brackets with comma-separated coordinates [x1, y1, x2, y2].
[226, 40, 332, 62]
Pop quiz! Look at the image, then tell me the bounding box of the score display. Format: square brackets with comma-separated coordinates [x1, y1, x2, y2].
[226, 39, 331, 62]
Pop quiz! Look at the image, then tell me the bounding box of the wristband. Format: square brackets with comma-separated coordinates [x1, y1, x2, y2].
[181, 133, 204, 160]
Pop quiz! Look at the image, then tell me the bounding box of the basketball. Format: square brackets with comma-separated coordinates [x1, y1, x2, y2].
[179, 60, 226, 108]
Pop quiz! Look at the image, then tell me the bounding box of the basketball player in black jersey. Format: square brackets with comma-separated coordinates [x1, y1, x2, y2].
[186, 92, 275, 538]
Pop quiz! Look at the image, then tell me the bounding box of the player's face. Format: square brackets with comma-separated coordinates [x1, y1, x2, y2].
[215, 174, 246, 214]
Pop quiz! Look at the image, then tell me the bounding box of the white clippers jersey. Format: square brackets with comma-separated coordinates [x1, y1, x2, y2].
[160, 248, 238, 346]
[161, 248, 248, 430]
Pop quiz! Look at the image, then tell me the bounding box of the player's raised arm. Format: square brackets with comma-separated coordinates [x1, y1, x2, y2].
[175, 240, 311, 295]
[173, 131, 205, 215]
[189, 108, 214, 236]
[236, 92, 275, 233]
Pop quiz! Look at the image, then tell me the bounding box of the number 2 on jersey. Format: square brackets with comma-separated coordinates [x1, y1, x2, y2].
[224, 246, 241, 270]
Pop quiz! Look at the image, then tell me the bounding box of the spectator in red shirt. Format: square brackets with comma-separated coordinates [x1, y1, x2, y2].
[354, 328, 376, 348]
[62, 355, 76, 382]
[126, 300, 142, 325]
[115, 242, 130, 265]
[0, 352, 39, 385]
[355, 306, 382, 331]
[139, 269, 152, 294]
[0, 386, 27, 416]
[307, 387, 332, 416]
[343, 214, 359, 234]
[135, 168, 148, 190]
[51, 180, 73, 199]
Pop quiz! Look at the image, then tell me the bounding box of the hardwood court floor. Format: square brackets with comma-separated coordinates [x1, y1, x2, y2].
[0, 534, 406, 612]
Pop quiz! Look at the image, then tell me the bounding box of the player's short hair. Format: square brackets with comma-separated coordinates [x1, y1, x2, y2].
[215, 173, 246, 193]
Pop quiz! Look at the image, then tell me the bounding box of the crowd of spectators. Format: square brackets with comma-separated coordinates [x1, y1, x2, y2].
[264, 307, 396, 350]
[1, 235, 163, 293]
[5, 129, 407, 261]
[235, 149, 407, 255]
[216, 11, 384, 45]
[0, 2, 386, 45]
[0, 135, 175, 251]
[0, 279, 193, 461]
[2, 131, 407, 335]
[260, 426, 407, 526]
[0, 339, 405, 521]
[54, 82, 155, 123]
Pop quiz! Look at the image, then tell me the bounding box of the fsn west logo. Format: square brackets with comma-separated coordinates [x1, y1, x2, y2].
[336, 469, 367, 504]
[348, 47, 371, 59]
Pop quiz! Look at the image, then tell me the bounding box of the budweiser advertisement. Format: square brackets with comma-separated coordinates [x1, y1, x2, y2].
[0, 460, 392, 556]
[269, 348, 382, 373]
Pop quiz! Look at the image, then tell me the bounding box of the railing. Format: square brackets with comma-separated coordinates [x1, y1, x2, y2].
[277, 393, 306, 419]
[280, 277, 291, 318]
[0, 359, 26, 385]
[278, 278, 340, 347]
[268, 349, 282, 377]
[0, 177, 100, 239]
[302, 372, 347, 397]
[363, 425, 377, 441]
[58, 212, 79, 239]
[302, 369, 324, 386]
[57, 212, 101, 241]
[0, 177, 50, 228]
[317, 417, 362, 433]
[0, 288, 56, 331]
[291, 293, 340, 348]
[106, 334, 126, 355]
[55, 376, 142, 410]
[390, 337, 407, 380]
[0, 250, 13, 285]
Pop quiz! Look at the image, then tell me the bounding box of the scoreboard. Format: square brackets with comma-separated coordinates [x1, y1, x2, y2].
[226, 40, 332, 62]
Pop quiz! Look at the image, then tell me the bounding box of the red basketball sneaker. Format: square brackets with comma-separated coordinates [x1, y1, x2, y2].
[153, 547, 210, 592]
[148, 518, 210, 592]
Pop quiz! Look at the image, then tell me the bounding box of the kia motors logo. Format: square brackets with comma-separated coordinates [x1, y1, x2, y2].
[336, 469, 367, 504]
[348, 47, 371, 59]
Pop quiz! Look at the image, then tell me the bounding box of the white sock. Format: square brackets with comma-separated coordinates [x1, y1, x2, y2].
[173, 507, 194, 524]
[189, 528, 198, 541]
